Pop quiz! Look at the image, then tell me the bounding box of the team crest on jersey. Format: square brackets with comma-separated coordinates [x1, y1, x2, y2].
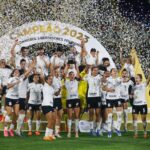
[29, 106, 32, 110]
[76, 102, 79, 106]
[118, 101, 121, 105]
[9, 102, 12, 106]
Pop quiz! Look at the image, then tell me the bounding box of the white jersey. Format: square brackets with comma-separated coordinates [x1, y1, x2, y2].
[67, 68, 77, 77]
[18, 78, 29, 98]
[124, 63, 135, 77]
[86, 54, 97, 65]
[15, 54, 30, 68]
[120, 79, 133, 100]
[84, 74, 102, 97]
[36, 55, 50, 76]
[28, 83, 43, 105]
[53, 76, 61, 98]
[0, 68, 12, 86]
[6, 77, 20, 99]
[106, 76, 121, 100]
[133, 83, 147, 106]
[101, 82, 107, 105]
[65, 79, 79, 100]
[42, 83, 55, 107]
[74, 54, 84, 66]
[50, 55, 65, 67]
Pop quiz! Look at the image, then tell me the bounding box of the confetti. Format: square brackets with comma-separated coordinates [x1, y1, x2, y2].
[0, 0, 149, 76]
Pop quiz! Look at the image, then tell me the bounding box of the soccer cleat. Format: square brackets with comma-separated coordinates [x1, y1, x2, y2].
[9, 129, 14, 137]
[90, 129, 95, 136]
[133, 134, 138, 139]
[52, 135, 56, 140]
[96, 130, 103, 137]
[4, 129, 9, 137]
[55, 133, 62, 138]
[116, 130, 122, 137]
[43, 136, 54, 141]
[108, 132, 112, 138]
[35, 131, 41, 136]
[67, 132, 71, 138]
[75, 132, 79, 138]
[28, 131, 32, 136]
[15, 130, 22, 137]
[144, 134, 148, 139]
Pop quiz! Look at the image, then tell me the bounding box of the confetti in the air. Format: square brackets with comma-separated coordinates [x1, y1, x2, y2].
[0, 0, 149, 75]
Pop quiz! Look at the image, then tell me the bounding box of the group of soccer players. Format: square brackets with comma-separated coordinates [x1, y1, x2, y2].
[0, 39, 150, 141]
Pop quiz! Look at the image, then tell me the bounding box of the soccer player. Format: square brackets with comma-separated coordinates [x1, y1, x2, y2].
[50, 47, 65, 69]
[0, 59, 12, 113]
[10, 39, 30, 68]
[104, 68, 123, 138]
[83, 66, 102, 136]
[120, 69, 133, 131]
[52, 68, 63, 138]
[15, 59, 34, 136]
[120, 48, 135, 80]
[101, 71, 110, 133]
[65, 69, 80, 138]
[27, 73, 43, 136]
[131, 73, 150, 138]
[4, 67, 33, 137]
[42, 75, 60, 141]
[36, 47, 50, 76]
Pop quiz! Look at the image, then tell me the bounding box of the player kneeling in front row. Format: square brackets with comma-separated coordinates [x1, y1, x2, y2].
[42, 75, 61, 141]
[131, 73, 150, 138]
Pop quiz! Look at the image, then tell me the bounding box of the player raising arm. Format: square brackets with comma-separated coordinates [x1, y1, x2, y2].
[131, 71, 150, 139]
[65, 64, 80, 138]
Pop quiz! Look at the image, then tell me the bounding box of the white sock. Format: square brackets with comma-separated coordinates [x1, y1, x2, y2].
[123, 109, 128, 129]
[55, 125, 60, 135]
[67, 119, 72, 133]
[4, 126, 8, 130]
[89, 121, 94, 130]
[28, 119, 32, 131]
[45, 127, 53, 136]
[143, 121, 147, 134]
[5, 115, 10, 123]
[133, 120, 138, 135]
[9, 123, 14, 130]
[75, 119, 79, 132]
[45, 127, 49, 137]
[96, 120, 102, 131]
[36, 120, 41, 132]
[107, 113, 112, 132]
[17, 114, 25, 133]
[116, 111, 123, 131]
[49, 128, 53, 136]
